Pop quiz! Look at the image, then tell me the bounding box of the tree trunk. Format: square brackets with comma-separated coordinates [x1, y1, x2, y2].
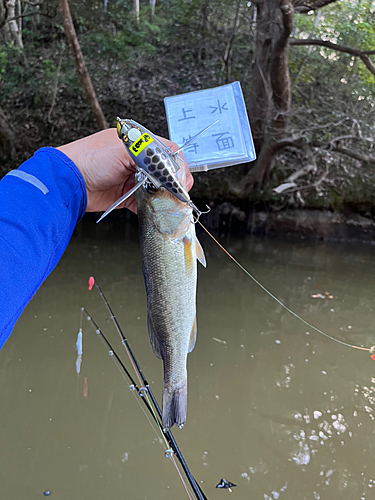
[0, 105, 16, 159]
[238, 0, 343, 194]
[134, 0, 139, 26]
[150, 0, 155, 21]
[58, 0, 108, 130]
[1, 0, 23, 48]
[1, 0, 27, 65]
[222, 0, 242, 83]
[240, 0, 294, 191]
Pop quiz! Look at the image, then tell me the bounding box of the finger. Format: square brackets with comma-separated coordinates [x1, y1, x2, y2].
[183, 158, 194, 192]
[177, 149, 194, 192]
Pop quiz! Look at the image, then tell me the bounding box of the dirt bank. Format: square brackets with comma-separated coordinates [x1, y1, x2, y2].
[200, 203, 375, 244]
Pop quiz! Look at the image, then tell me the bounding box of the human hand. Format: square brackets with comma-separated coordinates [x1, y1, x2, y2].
[57, 128, 193, 213]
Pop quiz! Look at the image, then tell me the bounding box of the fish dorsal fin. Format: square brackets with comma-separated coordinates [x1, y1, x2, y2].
[188, 316, 197, 353]
[147, 311, 162, 359]
[195, 237, 206, 268]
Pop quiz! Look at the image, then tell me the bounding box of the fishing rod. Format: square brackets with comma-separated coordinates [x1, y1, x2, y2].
[84, 278, 208, 500]
[81, 307, 156, 414]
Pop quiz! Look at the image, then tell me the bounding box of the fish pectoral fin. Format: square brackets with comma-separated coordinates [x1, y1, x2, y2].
[195, 237, 206, 268]
[188, 316, 197, 353]
[147, 312, 163, 359]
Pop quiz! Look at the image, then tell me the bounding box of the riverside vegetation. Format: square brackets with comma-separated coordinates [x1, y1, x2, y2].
[1, 0, 375, 238]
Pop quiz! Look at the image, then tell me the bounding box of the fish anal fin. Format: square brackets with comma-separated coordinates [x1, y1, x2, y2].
[147, 311, 162, 359]
[195, 237, 206, 268]
[188, 316, 197, 353]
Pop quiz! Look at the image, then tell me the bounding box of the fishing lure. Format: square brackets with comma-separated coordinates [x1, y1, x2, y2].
[97, 118, 217, 223]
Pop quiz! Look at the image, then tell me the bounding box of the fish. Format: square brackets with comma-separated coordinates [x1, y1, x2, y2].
[134, 172, 206, 431]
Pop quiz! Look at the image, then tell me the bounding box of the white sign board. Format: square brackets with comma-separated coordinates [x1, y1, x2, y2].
[164, 82, 256, 172]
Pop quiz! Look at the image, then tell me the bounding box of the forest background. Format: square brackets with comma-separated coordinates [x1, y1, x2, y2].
[1, 0, 375, 236]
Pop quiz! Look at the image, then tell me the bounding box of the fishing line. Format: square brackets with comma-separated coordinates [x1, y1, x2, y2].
[198, 221, 374, 355]
[130, 389, 166, 448]
[81, 308, 158, 420]
[90, 278, 145, 389]
[128, 387, 196, 500]
[171, 454, 195, 500]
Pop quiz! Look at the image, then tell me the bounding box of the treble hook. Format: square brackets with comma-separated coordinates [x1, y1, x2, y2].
[190, 203, 211, 224]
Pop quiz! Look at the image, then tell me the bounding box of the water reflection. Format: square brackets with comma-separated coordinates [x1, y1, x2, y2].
[1, 228, 375, 499]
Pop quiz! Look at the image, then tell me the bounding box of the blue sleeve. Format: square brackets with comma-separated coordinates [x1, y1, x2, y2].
[0, 147, 87, 349]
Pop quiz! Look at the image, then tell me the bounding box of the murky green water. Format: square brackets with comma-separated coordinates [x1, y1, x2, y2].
[1, 223, 375, 500]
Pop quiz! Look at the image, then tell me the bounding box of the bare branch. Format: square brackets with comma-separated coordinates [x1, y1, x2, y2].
[4, 10, 51, 23]
[48, 54, 63, 123]
[274, 143, 317, 193]
[329, 135, 374, 145]
[59, 0, 108, 130]
[294, 0, 339, 14]
[273, 133, 375, 167]
[222, 0, 242, 82]
[276, 165, 330, 195]
[290, 38, 375, 76]
[290, 38, 375, 56]
[312, 141, 375, 165]
[22, 0, 44, 6]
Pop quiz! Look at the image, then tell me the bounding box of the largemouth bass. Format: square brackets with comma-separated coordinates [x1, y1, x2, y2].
[134, 175, 206, 431]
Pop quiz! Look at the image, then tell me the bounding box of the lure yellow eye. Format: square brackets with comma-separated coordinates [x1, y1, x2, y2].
[116, 119, 122, 138]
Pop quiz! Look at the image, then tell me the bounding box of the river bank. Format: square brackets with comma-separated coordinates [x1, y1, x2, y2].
[204, 204, 375, 244]
[80, 203, 375, 245]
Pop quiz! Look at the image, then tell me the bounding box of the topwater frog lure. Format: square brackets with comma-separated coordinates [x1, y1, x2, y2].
[97, 118, 217, 223]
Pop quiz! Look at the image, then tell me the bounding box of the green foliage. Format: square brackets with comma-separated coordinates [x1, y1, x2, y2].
[0, 51, 7, 81]
[43, 59, 57, 80]
[1, 0, 374, 215]
[84, 26, 157, 62]
[0, 43, 29, 93]
[291, 0, 375, 101]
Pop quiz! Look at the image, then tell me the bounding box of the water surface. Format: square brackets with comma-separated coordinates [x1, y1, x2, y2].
[1, 225, 375, 500]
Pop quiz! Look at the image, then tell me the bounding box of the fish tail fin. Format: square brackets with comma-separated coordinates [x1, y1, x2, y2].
[162, 379, 187, 432]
